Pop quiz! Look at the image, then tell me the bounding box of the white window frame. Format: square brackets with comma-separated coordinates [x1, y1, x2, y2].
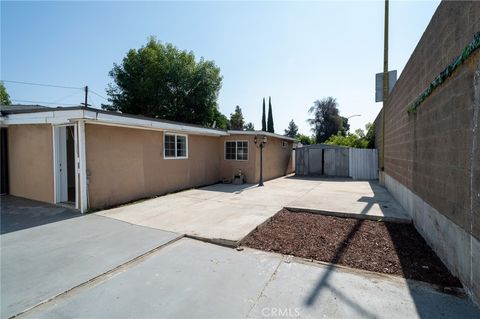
[224, 140, 249, 161]
[164, 132, 189, 159]
[282, 141, 288, 148]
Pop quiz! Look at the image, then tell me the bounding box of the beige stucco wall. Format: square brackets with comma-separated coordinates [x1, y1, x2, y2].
[8, 124, 54, 203]
[219, 135, 258, 183]
[262, 136, 293, 181]
[85, 124, 221, 209]
[219, 134, 293, 184]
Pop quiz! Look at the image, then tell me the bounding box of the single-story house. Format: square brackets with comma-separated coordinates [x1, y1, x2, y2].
[0, 105, 295, 212]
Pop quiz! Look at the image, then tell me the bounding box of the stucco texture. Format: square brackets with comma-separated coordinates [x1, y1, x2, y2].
[7, 124, 54, 203]
[85, 124, 221, 209]
[219, 135, 258, 183]
[262, 135, 294, 181]
[219, 134, 293, 184]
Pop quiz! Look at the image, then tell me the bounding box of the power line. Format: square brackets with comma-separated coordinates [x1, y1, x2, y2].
[52, 90, 84, 104]
[89, 94, 97, 108]
[11, 99, 81, 106]
[89, 89, 108, 101]
[3, 79, 109, 107]
[1, 80, 83, 90]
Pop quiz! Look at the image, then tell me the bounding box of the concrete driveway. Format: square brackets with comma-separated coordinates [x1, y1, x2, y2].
[21, 238, 480, 319]
[2, 196, 479, 318]
[0, 196, 181, 319]
[97, 176, 411, 246]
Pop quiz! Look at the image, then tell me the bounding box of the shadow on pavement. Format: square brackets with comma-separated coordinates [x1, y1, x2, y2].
[303, 183, 473, 318]
[198, 182, 256, 194]
[1, 195, 81, 234]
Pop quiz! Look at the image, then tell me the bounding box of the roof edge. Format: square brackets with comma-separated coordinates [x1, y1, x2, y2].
[227, 130, 296, 141]
[0, 106, 229, 136]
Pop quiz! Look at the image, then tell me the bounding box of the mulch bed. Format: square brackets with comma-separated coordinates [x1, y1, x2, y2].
[242, 209, 461, 289]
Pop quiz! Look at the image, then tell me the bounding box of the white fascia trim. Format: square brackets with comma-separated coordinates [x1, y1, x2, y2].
[227, 130, 296, 142]
[2, 109, 229, 136]
[83, 110, 227, 136]
[1, 110, 84, 125]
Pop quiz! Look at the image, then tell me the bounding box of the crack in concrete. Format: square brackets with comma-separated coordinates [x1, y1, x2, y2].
[245, 255, 284, 319]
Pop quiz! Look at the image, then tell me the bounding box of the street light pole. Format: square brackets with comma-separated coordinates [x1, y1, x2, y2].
[254, 135, 267, 187]
[347, 114, 361, 120]
[259, 143, 264, 187]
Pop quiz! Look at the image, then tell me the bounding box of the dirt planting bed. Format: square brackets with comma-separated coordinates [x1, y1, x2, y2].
[242, 209, 461, 289]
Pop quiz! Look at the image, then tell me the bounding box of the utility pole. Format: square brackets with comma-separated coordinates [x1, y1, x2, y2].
[381, 0, 389, 172]
[83, 86, 88, 108]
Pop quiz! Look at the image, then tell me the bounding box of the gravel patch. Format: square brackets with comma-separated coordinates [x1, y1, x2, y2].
[243, 209, 461, 289]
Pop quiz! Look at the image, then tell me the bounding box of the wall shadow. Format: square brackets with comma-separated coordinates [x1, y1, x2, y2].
[285, 174, 354, 182]
[1, 195, 81, 234]
[198, 182, 256, 194]
[303, 181, 475, 318]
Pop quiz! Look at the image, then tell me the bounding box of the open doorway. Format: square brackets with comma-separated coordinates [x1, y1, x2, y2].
[54, 125, 77, 205]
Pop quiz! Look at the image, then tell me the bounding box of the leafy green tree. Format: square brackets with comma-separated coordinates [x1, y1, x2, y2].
[244, 122, 255, 131]
[261, 98, 266, 131]
[355, 128, 365, 138]
[296, 134, 315, 145]
[104, 37, 222, 126]
[325, 132, 368, 148]
[308, 97, 344, 143]
[0, 82, 11, 105]
[325, 122, 375, 149]
[213, 108, 230, 129]
[284, 119, 298, 138]
[365, 122, 375, 148]
[267, 96, 274, 133]
[230, 105, 245, 130]
[339, 117, 350, 136]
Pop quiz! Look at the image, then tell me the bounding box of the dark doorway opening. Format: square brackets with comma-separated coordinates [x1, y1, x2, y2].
[66, 126, 75, 203]
[1, 127, 9, 195]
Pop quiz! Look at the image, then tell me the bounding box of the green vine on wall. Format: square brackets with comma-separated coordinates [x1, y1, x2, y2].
[407, 31, 480, 114]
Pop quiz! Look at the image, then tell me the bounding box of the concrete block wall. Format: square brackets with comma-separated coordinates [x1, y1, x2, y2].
[374, 1, 480, 304]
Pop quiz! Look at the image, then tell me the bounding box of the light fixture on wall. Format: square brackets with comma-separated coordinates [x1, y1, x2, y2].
[254, 135, 267, 186]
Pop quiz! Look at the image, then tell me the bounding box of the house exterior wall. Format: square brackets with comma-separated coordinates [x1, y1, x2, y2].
[7, 124, 54, 203]
[85, 124, 221, 209]
[374, 1, 480, 304]
[262, 136, 294, 181]
[219, 134, 293, 184]
[219, 134, 258, 183]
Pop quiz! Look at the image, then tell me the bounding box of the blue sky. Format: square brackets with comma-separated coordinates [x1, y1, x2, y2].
[1, 0, 440, 134]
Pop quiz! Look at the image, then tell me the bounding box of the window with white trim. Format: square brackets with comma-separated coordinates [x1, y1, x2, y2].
[164, 133, 188, 159]
[282, 141, 288, 148]
[225, 141, 248, 161]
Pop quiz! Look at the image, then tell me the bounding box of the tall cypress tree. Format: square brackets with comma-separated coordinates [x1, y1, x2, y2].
[267, 96, 274, 133]
[261, 98, 267, 131]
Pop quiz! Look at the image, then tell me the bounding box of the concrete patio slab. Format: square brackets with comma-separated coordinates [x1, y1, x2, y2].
[96, 176, 411, 246]
[97, 175, 411, 245]
[22, 238, 480, 319]
[0, 196, 181, 319]
[97, 184, 285, 246]
[286, 178, 411, 223]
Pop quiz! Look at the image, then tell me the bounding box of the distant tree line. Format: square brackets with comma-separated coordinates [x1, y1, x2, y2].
[98, 37, 373, 145]
[282, 97, 375, 148]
